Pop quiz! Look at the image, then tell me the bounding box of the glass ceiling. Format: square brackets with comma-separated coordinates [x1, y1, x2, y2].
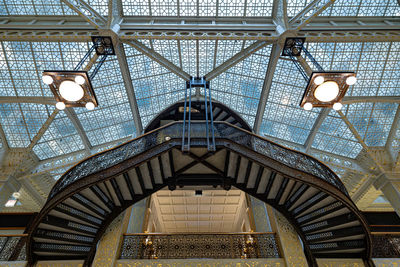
[1, 0, 398, 16]
[0, 0, 399, 185]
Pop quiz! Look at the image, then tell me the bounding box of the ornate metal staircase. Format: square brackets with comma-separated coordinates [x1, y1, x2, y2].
[26, 119, 372, 266]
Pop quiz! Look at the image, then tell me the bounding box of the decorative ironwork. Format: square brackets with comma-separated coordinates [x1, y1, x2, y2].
[0, 236, 27, 261]
[49, 121, 348, 199]
[120, 233, 280, 260]
[372, 234, 400, 258]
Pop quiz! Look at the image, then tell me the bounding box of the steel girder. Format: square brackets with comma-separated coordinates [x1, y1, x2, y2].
[0, 17, 398, 42]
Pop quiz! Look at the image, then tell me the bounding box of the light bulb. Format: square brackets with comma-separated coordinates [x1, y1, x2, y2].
[314, 76, 324, 85]
[42, 75, 53, 85]
[333, 102, 343, 110]
[303, 102, 313, 110]
[75, 75, 85, 85]
[314, 81, 339, 102]
[85, 102, 95, 110]
[346, 76, 357, 85]
[56, 102, 66, 110]
[59, 80, 84, 101]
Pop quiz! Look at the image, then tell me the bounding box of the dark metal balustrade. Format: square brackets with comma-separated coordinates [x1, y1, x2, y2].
[372, 234, 400, 258]
[119, 233, 280, 260]
[49, 121, 347, 199]
[0, 235, 27, 261]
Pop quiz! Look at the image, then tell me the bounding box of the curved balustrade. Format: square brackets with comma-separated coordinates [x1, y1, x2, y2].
[30, 121, 371, 267]
[50, 121, 347, 199]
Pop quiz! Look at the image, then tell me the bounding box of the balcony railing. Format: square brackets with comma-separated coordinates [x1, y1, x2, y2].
[0, 234, 27, 261]
[119, 232, 280, 260]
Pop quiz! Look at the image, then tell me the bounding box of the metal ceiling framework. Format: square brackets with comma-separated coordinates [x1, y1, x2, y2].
[0, 0, 399, 214]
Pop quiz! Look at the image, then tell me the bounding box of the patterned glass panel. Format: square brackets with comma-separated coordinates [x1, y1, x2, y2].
[2, 0, 75, 15]
[122, 0, 272, 16]
[287, 0, 400, 17]
[33, 111, 85, 160]
[212, 45, 271, 127]
[124, 42, 185, 127]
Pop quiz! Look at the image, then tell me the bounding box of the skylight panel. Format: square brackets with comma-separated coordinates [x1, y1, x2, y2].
[150, 0, 178, 16]
[287, 0, 399, 17]
[33, 111, 85, 160]
[324, 0, 400, 16]
[246, 0, 273, 16]
[0, 103, 51, 147]
[346, 102, 398, 147]
[260, 56, 319, 145]
[199, 40, 216, 77]
[2, 0, 75, 15]
[212, 45, 271, 126]
[180, 40, 197, 77]
[312, 110, 363, 158]
[306, 42, 400, 97]
[86, 0, 108, 16]
[75, 57, 136, 146]
[218, 0, 246, 16]
[124, 43, 186, 127]
[122, 0, 150, 15]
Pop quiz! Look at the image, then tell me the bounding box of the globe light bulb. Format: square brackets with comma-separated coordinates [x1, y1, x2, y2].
[314, 76, 324, 85]
[333, 102, 343, 111]
[59, 80, 84, 101]
[75, 75, 86, 85]
[85, 102, 95, 110]
[42, 75, 53, 85]
[346, 76, 357, 85]
[56, 101, 66, 110]
[303, 102, 313, 110]
[314, 81, 339, 102]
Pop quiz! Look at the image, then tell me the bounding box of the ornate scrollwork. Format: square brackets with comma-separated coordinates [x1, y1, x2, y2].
[120, 233, 280, 260]
[49, 122, 348, 199]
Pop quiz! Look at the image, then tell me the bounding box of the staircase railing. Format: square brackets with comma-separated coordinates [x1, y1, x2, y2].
[48, 121, 348, 199]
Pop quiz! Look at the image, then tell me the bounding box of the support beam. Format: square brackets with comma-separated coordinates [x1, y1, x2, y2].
[0, 122, 9, 151]
[342, 96, 400, 105]
[61, 0, 107, 29]
[304, 108, 330, 153]
[337, 110, 385, 174]
[204, 41, 270, 81]
[0, 17, 398, 42]
[374, 174, 400, 217]
[124, 40, 191, 81]
[28, 109, 59, 150]
[0, 96, 55, 105]
[385, 105, 400, 166]
[253, 43, 282, 133]
[114, 43, 143, 133]
[107, 0, 123, 29]
[272, 0, 289, 33]
[289, 0, 336, 30]
[64, 108, 92, 153]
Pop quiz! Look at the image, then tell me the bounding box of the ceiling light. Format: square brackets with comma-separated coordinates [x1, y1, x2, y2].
[333, 102, 343, 111]
[75, 75, 86, 85]
[314, 76, 324, 85]
[346, 76, 357, 85]
[314, 81, 339, 102]
[42, 75, 53, 85]
[5, 192, 21, 207]
[303, 102, 313, 110]
[85, 101, 95, 110]
[59, 80, 84, 102]
[56, 102, 66, 110]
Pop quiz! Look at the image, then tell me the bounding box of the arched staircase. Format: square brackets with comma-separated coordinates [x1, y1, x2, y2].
[26, 120, 372, 266]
